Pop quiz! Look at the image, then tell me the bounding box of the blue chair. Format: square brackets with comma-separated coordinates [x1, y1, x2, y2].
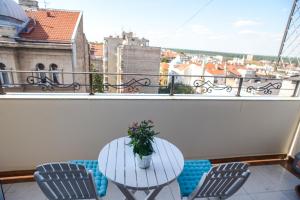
[178, 161, 250, 200]
[70, 160, 108, 198]
[177, 160, 212, 198]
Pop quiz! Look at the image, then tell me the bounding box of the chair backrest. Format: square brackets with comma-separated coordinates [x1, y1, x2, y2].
[188, 162, 250, 200]
[34, 163, 99, 200]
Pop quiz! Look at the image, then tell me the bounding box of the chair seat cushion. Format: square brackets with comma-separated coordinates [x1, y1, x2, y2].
[177, 160, 212, 197]
[70, 160, 108, 197]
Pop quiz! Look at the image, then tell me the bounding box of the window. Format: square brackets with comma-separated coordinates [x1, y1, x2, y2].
[49, 64, 59, 84]
[36, 63, 47, 83]
[0, 63, 9, 85]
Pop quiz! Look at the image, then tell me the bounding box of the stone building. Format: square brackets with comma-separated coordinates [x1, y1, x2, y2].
[103, 32, 161, 93]
[0, 0, 89, 92]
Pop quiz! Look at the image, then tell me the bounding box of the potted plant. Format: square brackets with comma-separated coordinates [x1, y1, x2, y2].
[128, 120, 159, 169]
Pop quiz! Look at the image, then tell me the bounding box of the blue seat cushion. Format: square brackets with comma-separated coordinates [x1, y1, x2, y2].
[70, 160, 108, 197]
[177, 160, 212, 197]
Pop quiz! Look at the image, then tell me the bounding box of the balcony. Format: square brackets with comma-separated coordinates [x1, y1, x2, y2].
[0, 71, 300, 199]
[0, 70, 299, 96]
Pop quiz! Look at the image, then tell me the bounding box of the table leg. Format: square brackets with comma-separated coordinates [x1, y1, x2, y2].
[116, 184, 137, 200]
[145, 186, 163, 200]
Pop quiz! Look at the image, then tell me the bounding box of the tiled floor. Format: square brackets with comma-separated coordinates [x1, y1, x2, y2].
[2, 165, 300, 200]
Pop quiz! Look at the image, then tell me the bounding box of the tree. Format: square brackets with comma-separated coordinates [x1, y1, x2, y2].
[161, 57, 169, 63]
[159, 83, 195, 94]
[91, 65, 104, 93]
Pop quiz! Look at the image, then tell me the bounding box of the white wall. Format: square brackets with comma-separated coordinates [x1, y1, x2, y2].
[0, 95, 300, 171]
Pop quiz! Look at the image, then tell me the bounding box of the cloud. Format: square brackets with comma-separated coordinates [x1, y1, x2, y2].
[208, 35, 227, 40]
[191, 25, 211, 35]
[233, 20, 261, 27]
[238, 30, 263, 35]
[238, 30, 283, 41]
[270, 33, 283, 41]
[190, 25, 227, 40]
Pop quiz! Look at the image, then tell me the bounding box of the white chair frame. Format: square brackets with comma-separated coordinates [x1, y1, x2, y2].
[34, 162, 101, 200]
[184, 162, 250, 200]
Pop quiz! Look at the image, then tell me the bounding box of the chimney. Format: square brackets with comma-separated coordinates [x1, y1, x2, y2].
[47, 11, 52, 17]
[19, 0, 39, 10]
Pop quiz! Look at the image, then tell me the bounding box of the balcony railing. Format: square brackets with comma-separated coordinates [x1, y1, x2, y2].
[0, 70, 299, 97]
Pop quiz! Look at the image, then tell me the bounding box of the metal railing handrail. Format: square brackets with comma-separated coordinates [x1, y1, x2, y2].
[0, 70, 297, 81]
[0, 69, 299, 97]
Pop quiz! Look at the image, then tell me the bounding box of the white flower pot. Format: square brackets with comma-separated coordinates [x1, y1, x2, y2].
[136, 154, 152, 169]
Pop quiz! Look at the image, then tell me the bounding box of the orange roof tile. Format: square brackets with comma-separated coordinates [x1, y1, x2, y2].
[162, 50, 178, 58]
[160, 62, 169, 70]
[20, 9, 80, 42]
[90, 43, 103, 57]
[205, 63, 224, 75]
[227, 65, 240, 76]
[227, 65, 247, 76]
[174, 63, 190, 71]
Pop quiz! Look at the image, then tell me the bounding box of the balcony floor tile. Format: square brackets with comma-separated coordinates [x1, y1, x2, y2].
[249, 191, 297, 200]
[1, 184, 12, 193]
[243, 165, 300, 194]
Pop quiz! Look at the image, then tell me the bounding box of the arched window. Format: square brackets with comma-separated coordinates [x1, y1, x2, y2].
[36, 63, 46, 83]
[49, 64, 59, 84]
[36, 63, 45, 70]
[0, 63, 9, 85]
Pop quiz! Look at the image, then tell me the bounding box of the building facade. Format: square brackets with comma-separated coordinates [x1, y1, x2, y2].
[0, 0, 89, 92]
[103, 32, 161, 93]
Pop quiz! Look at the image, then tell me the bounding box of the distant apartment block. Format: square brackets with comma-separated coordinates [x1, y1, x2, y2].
[103, 32, 161, 93]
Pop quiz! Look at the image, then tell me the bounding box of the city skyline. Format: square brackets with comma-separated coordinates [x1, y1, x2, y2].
[18, 0, 293, 56]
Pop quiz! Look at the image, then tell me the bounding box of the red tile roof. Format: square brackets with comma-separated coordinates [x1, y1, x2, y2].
[206, 63, 224, 75]
[227, 65, 246, 76]
[227, 65, 240, 76]
[90, 43, 103, 57]
[160, 62, 170, 70]
[205, 63, 248, 76]
[174, 63, 190, 71]
[162, 50, 178, 58]
[20, 9, 81, 42]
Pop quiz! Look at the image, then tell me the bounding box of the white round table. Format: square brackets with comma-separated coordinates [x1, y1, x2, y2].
[98, 137, 184, 200]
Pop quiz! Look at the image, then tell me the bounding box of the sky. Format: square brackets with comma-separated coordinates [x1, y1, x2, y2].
[24, 0, 294, 56]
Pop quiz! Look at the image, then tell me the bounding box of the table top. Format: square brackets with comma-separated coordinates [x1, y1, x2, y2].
[98, 137, 184, 190]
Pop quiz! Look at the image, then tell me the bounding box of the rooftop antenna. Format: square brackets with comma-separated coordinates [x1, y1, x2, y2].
[43, 0, 49, 9]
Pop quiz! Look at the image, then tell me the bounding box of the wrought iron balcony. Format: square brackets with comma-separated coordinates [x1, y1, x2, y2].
[0, 70, 299, 97]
